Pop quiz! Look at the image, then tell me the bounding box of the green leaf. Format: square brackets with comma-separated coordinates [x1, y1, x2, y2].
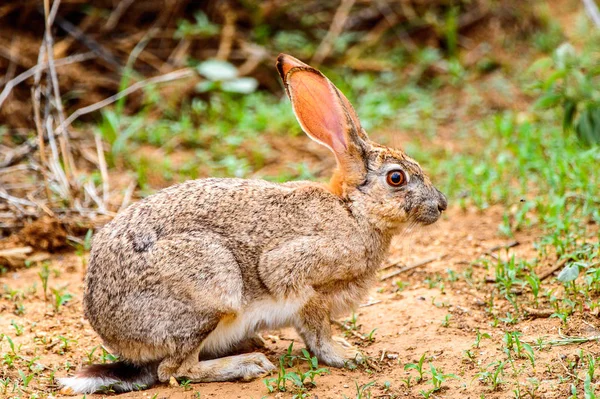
[527, 57, 552, 74]
[197, 59, 238, 81]
[557, 263, 579, 283]
[285, 372, 302, 386]
[221, 77, 259, 94]
[543, 70, 567, 91]
[535, 93, 562, 109]
[195, 81, 217, 93]
[310, 356, 318, 369]
[404, 363, 418, 371]
[563, 99, 577, 131]
[576, 104, 600, 146]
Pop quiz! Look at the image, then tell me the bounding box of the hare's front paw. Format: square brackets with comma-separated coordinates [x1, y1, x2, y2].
[315, 337, 365, 368]
[334, 335, 365, 364]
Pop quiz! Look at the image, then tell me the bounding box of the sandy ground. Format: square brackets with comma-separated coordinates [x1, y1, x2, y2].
[2, 204, 597, 399]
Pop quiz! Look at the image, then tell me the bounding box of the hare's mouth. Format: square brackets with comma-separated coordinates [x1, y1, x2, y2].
[413, 205, 442, 226]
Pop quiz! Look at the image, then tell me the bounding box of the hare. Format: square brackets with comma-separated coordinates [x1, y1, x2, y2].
[59, 54, 447, 394]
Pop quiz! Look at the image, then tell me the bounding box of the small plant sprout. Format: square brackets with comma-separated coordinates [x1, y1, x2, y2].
[51, 287, 73, 313]
[526, 273, 541, 305]
[428, 363, 458, 392]
[18, 370, 34, 389]
[383, 381, 391, 392]
[100, 346, 119, 363]
[263, 343, 329, 397]
[0, 378, 9, 394]
[503, 331, 535, 368]
[57, 336, 77, 355]
[405, 353, 427, 382]
[587, 353, 598, 380]
[348, 313, 360, 331]
[86, 346, 99, 365]
[10, 320, 23, 336]
[442, 314, 451, 327]
[2, 334, 21, 369]
[463, 349, 476, 363]
[38, 262, 50, 301]
[180, 378, 192, 391]
[473, 329, 491, 348]
[344, 381, 376, 399]
[365, 328, 377, 342]
[477, 360, 505, 390]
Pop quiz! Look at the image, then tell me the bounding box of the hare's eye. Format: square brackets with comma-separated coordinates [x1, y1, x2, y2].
[386, 170, 406, 187]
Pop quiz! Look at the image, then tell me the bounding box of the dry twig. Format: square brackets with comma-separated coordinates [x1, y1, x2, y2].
[332, 319, 365, 340]
[94, 133, 109, 207]
[539, 258, 569, 281]
[0, 52, 95, 109]
[44, 0, 77, 181]
[381, 254, 446, 281]
[312, 0, 356, 65]
[522, 306, 554, 319]
[583, 0, 600, 28]
[55, 68, 195, 136]
[485, 240, 520, 255]
[216, 3, 237, 61]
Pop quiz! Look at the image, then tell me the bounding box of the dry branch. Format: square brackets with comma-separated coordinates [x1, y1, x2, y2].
[381, 254, 446, 280]
[55, 68, 195, 135]
[485, 240, 520, 254]
[583, 0, 600, 28]
[312, 0, 356, 65]
[0, 52, 95, 109]
[539, 258, 569, 281]
[216, 3, 237, 61]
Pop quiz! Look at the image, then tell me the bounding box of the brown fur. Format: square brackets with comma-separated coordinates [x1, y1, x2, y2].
[59, 54, 447, 395]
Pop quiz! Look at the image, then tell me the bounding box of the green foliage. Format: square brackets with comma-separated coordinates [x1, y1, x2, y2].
[51, 288, 73, 313]
[37, 262, 50, 301]
[175, 11, 219, 39]
[532, 20, 564, 53]
[473, 329, 491, 349]
[263, 343, 329, 398]
[344, 381, 376, 399]
[477, 360, 505, 391]
[404, 353, 427, 382]
[529, 43, 600, 145]
[431, 363, 458, 390]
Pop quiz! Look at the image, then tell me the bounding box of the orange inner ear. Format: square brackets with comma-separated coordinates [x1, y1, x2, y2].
[286, 71, 347, 154]
[277, 54, 310, 81]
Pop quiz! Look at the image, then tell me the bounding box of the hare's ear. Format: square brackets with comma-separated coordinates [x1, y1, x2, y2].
[276, 54, 367, 174]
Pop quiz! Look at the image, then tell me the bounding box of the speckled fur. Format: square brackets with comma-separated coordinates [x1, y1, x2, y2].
[59, 54, 447, 395]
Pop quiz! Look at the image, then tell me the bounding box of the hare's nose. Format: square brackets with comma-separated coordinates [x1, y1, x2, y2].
[436, 190, 448, 213]
[438, 201, 447, 213]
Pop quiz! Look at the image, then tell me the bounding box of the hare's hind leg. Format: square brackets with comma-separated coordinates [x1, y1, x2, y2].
[171, 347, 275, 382]
[150, 232, 247, 381]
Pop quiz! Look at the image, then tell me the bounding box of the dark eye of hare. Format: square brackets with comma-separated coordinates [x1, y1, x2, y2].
[386, 170, 406, 187]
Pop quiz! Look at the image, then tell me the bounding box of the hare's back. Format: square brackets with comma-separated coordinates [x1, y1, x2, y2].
[104, 178, 354, 246]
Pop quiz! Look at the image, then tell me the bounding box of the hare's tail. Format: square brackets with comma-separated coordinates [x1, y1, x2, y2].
[58, 361, 158, 394]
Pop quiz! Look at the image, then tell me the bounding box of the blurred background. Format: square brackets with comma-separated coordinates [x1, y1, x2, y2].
[0, 0, 598, 231]
[0, 1, 600, 398]
[1, 0, 599, 252]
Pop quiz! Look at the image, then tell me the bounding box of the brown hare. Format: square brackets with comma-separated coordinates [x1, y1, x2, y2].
[59, 54, 447, 394]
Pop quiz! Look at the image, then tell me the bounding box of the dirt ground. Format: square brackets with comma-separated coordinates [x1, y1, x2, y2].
[2, 204, 597, 399]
